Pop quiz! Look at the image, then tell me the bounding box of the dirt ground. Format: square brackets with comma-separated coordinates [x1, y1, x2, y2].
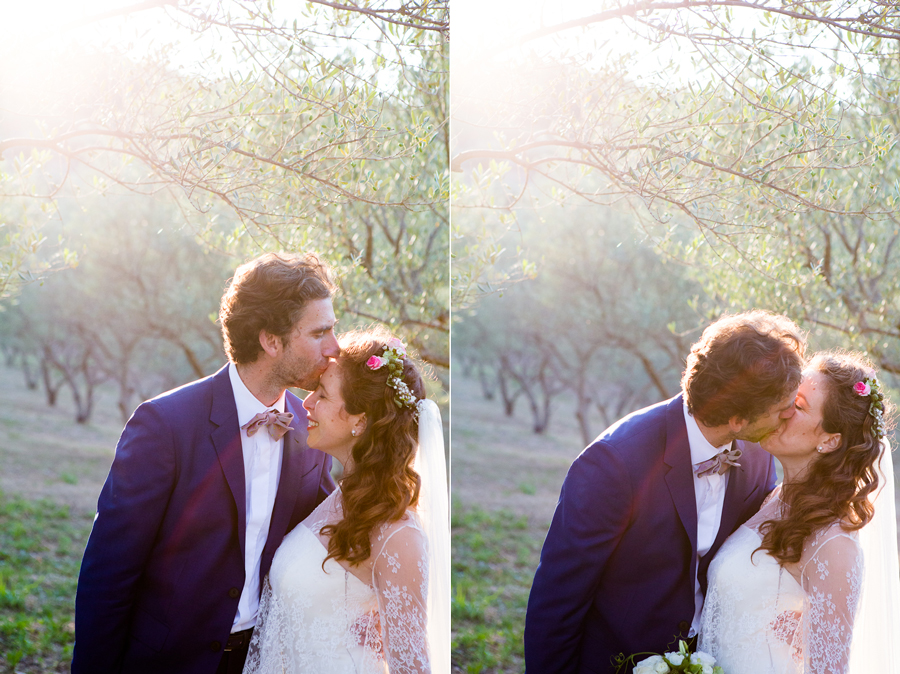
[450, 374, 592, 532]
[0, 364, 121, 515]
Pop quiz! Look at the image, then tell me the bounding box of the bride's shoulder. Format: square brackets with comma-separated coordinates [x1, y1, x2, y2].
[759, 484, 783, 509]
[302, 488, 343, 532]
[371, 511, 427, 559]
[799, 521, 862, 575]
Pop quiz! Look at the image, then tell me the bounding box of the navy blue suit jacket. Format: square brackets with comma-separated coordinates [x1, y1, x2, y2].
[524, 395, 776, 674]
[72, 365, 335, 674]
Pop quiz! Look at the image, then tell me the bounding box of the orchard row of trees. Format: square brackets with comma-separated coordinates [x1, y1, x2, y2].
[453, 0, 900, 269]
[454, 212, 705, 445]
[454, 201, 900, 444]
[0, 197, 231, 423]
[1, 0, 449, 418]
[453, 2, 900, 403]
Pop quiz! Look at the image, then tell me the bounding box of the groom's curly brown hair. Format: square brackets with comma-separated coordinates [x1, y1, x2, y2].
[682, 310, 806, 426]
[219, 252, 335, 364]
[321, 327, 426, 567]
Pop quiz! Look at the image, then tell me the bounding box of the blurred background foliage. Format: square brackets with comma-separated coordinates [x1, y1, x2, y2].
[0, 0, 448, 427]
[452, 0, 900, 436]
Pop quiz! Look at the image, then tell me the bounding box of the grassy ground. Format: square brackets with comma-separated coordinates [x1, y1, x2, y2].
[0, 364, 119, 673]
[451, 374, 593, 673]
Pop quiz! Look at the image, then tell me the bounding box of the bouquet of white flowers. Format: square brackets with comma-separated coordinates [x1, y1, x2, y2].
[616, 640, 724, 674]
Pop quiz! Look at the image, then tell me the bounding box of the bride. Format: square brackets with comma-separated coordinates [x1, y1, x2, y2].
[699, 350, 899, 673]
[243, 328, 449, 674]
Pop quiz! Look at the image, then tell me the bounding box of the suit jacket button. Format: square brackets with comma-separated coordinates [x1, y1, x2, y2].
[678, 621, 690, 633]
[210, 640, 222, 652]
[229, 587, 240, 598]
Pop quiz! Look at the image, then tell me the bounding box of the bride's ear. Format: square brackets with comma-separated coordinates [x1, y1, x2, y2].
[352, 413, 367, 437]
[818, 432, 842, 454]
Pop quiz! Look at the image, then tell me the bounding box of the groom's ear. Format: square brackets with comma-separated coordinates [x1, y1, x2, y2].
[728, 415, 749, 434]
[259, 330, 282, 358]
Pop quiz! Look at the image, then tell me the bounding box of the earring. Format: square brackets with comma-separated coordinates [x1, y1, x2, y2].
[351, 429, 357, 436]
[817, 446, 823, 452]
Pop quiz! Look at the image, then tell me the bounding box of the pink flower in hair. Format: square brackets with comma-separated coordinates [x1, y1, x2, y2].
[854, 381, 871, 396]
[367, 356, 385, 370]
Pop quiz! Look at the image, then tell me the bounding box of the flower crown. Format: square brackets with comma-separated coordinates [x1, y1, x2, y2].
[366, 338, 419, 417]
[854, 376, 886, 441]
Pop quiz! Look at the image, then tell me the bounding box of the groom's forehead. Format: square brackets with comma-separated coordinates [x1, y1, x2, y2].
[772, 392, 798, 411]
[293, 299, 337, 331]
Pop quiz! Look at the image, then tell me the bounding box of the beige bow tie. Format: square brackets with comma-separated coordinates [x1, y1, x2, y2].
[695, 447, 743, 478]
[242, 410, 294, 440]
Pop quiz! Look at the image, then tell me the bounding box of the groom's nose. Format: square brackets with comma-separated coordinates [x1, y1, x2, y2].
[322, 333, 340, 358]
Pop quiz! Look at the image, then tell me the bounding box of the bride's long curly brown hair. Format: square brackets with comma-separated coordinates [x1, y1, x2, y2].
[760, 350, 893, 565]
[322, 327, 425, 567]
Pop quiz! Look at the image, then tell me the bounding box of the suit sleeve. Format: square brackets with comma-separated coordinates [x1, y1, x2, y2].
[72, 400, 176, 674]
[317, 453, 336, 505]
[764, 452, 777, 494]
[524, 441, 633, 674]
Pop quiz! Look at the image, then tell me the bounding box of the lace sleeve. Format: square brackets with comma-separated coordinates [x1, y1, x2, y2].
[372, 522, 430, 674]
[800, 530, 863, 674]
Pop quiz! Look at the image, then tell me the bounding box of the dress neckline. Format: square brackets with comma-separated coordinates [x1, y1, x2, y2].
[298, 522, 372, 590]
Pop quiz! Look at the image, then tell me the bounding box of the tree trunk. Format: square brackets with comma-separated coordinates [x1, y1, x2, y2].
[2, 345, 17, 368]
[477, 364, 496, 400]
[21, 355, 39, 390]
[74, 359, 99, 424]
[497, 368, 519, 416]
[40, 358, 64, 407]
[575, 394, 592, 446]
[632, 351, 670, 400]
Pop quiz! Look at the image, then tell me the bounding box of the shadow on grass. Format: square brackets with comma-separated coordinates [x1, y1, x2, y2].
[0, 491, 92, 673]
[452, 502, 543, 673]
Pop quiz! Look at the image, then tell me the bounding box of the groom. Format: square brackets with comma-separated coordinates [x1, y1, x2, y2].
[524, 311, 806, 673]
[73, 252, 339, 674]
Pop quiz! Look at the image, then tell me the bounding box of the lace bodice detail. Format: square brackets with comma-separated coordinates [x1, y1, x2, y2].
[243, 489, 430, 674]
[699, 488, 863, 674]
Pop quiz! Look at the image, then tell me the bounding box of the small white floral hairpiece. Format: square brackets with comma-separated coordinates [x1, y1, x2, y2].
[365, 339, 418, 417]
[854, 376, 885, 441]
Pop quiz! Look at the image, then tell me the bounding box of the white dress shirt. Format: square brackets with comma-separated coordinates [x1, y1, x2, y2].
[683, 402, 731, 636]
[228, 362, 286, 632]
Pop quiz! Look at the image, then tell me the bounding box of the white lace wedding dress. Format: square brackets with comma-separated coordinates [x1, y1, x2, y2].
[243, 488, 430, 674]
[699, 487, 863, 674]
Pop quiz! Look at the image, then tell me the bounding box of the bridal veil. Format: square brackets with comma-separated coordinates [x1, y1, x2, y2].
[849, 441, 900, 671]
[414, 398, 450, 674]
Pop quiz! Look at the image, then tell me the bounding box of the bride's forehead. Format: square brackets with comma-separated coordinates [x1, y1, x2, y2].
[798, 370, 829, 402]
[321, 362, 341, 380]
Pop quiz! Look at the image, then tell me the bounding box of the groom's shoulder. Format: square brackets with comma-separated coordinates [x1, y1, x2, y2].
[570, 397, 676, 480]
[143, 365, 226, 412]
[597, 396, 675, 447]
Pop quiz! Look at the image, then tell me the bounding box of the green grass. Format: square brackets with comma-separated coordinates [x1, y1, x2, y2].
[0, 491, 93, 672]
[452, 503, 543, 673]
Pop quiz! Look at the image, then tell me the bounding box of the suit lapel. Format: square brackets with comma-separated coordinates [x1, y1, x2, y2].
[706, 440, 747, 552]
[698, 440, 750, 591]
[260, 393, 310, 581]
[209, 365, 247, 562]
[664, 396, 698, 556]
